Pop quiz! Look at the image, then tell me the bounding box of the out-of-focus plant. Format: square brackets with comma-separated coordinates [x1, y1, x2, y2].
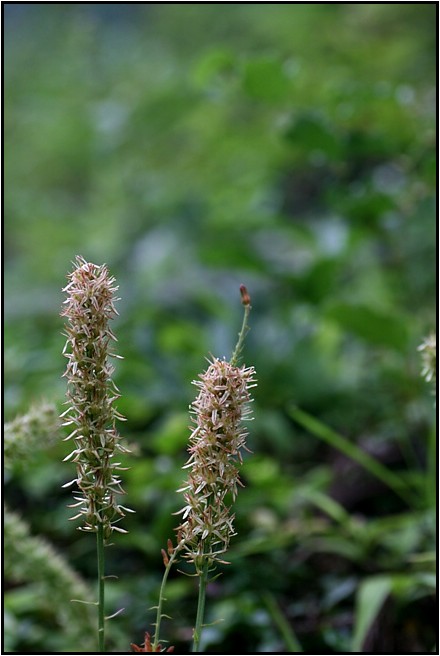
[5, 402, 59, 468]
[4, 506, 96, 651]
[418, 333, 436, 396]
[4, 404, 96, 651]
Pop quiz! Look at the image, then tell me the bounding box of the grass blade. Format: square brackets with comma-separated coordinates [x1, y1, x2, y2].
[288, 406, 414, 506]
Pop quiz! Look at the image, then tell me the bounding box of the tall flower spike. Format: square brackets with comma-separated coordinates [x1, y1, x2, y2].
[61, 256, 130, 541]
[175, 356, 257, 569]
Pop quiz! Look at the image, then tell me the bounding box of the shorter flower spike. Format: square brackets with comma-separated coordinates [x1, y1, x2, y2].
[175, 357, 256, 567]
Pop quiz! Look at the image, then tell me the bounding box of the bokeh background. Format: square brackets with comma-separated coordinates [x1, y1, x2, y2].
[4, 3, 436, 653]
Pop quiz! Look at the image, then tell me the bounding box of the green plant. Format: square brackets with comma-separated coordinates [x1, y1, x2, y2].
[5, 402, 59, 468]
[145, 285, 256, 653]
[4, 506, 96, 650]
[61, 256, 132, 652]
[4, 404, 95, 651]
[419, 333, 436, 393]
[284, 333, 437, 652]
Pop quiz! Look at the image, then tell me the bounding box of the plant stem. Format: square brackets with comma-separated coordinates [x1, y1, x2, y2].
[192, 559, 209, 653]
[97, 523, 105, 652]
[152, 548, 181, 652]
[263, 591, 303, 652]
[231, 302, 251, 367]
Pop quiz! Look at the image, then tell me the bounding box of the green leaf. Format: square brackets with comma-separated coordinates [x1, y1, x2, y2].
[242, 57, 290, 102]
[151, 412, 189, 455]
[284, 113, 341, 159]
[288, 406, 414, 506]
[325, 302, 410, 350]
[351, 576, 392, 652]
[263, 591, 303, 652]
[298, 488, 352, 526]
[192, 49, 235, 88]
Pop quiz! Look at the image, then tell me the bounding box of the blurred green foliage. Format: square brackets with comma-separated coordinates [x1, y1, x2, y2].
[4, 4, 436, 653]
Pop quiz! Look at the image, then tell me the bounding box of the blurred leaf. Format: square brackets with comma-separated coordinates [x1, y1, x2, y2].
[298, 488, 352, 526]
[263, 591, 303, 652]
[325, 302, 410, 350]
[284, 113, 341, 159]
[288, 406, 414, 505]
[351, 575, 392, 652]
[151, 412, 189, 455]
[242, 56, 290, 102]
[192, 49, 235, 88]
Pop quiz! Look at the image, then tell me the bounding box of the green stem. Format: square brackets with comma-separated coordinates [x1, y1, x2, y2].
[192, 559, 209, 653]
[97, 523, 105, 652]
[152, 548, 181, 651]
[263, 591, 303, 652]
[231, 302, 251, 367]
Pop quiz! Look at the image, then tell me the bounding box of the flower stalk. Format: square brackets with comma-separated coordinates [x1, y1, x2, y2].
[192, 559, 209, 653]
[151, 541, 181, 652]
[150, 284, 256, 653]
[61, 256, 130, 652]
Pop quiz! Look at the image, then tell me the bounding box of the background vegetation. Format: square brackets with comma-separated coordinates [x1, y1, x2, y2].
[4, 3, 436, 653]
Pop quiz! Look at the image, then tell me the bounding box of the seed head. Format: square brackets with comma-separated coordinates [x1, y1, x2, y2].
[61, 256, 131, 541]
[175, 357, 256, 567]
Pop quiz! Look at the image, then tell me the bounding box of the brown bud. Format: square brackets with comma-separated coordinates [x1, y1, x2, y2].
[240, 284, 251, 306]
[167, 538, 174, 555]
[161, 548, 169, 566]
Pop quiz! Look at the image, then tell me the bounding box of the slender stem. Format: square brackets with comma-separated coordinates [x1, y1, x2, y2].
[152, 547, 181, 651]
[97, 523, 105, 652]
[192, 559, 209, 653]
[263, 591, 303, 652]
[231, 303, 251, 367]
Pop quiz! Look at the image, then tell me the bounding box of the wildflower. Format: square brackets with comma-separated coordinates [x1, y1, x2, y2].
[175, 356, 257, 568]
[61, 256, 130, 541]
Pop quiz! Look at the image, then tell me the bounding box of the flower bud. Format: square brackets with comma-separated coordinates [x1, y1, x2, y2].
[240, 284, 251, 307]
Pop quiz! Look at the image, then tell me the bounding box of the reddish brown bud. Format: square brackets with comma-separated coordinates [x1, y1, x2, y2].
[167, 538, 174, 555]
[240, 284, 251, 306]
[161, 548, 169, 566]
